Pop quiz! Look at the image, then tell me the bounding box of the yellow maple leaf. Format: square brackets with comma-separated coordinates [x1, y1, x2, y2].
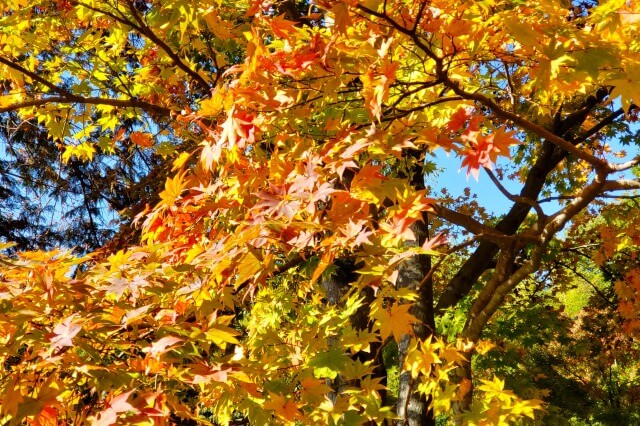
[159, 172, 186, 205]
[300, 377, 332, 405]
[235, 251, 263, 288]
[205, 325, 240, 349]
[200, 90, 226, 116]
[62, 142, 96, 163]
[404, 338, 441, 378]
[374, 303, 416, 342]
[607, 64, 640, 112]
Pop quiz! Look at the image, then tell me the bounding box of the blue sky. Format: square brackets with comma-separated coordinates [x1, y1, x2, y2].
[427, 128, 639, 219]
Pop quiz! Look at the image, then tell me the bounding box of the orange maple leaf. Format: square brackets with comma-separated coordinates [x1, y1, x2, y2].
[331, 3, 351, 34]
[460, 128, 517, 179]
[27, 406, 59, 426]
[219, 108, 256, 148]
[375, 303, 416, 342]
[618, 300, 637, 320]
[447, 107, 472, 132]
[130, 131, 153, 148]
[263, 393, 302, 424]
[269, 14, 297, 39]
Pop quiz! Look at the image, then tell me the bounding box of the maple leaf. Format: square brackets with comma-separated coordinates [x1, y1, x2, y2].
[93, 390, 139, 426]
[447, 107, 472, 132]
[300, 377, 332, 405]
[606, 64, 640, 112]
[219, 108, 256, 148]
[339, 219, 373, 246]
[61, 142, 96, 163]
[188, 364, 232, 384]
[159, 172, 187, 206]
[104, 275, 149, 300]
[350, 164, 386, 202]
[27, 406, 58, 426]
[618, 300, 637, 320]
[263, 393, 302, 424]
[235, 251, 263, 288]
[308, 348, 350, 379]
[460, 128, 518, 179]
[142, 336, 184, 358]
[626, 268, 640, 292]
[330, 3, 351, 34]
[423, 232, 447, 252]
[122, 305, 153, 327]
[614, 279, 634, 299]
[205, 325, 241, 348]
[404, 337, 442, 378]
[130, 131, 153, 148]
[361, 61, 398, 121]
[269, 14, 298, 39]
[379, 215, 417, 242]
[49, 314, 82, 350]
[374, 303, 416, 342]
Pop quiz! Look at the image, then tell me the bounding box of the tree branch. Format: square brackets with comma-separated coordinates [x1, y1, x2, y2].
[555, 260, 616, 307]
[482, 166, 546, 220]
[356, 2, 608, 168]
[431, 204, 516, 245]
[463, 172, 609, 341]
[0, 96, 173, 116]
[538, 179, 640, 203]
[124, 0, 212, 93]
[71, 0, 212, 94]
[574, 108, 625, 144]
[0, 56, 74, 98]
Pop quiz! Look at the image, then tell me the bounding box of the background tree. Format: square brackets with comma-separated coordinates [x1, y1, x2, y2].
[0, 0, 639, 425]
[0, 110, 173, 251]
[1, 0, 247, 251]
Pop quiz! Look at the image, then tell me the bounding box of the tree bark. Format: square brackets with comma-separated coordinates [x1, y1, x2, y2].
[396, 217, 436, 426]
[321, 258, 388, 407]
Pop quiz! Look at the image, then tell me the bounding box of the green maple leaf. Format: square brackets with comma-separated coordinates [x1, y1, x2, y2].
[308, 348, 350, 379]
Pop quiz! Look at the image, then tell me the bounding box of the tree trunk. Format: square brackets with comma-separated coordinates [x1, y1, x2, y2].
[396, 217, 436, 426]
[321, 258, 388, 405]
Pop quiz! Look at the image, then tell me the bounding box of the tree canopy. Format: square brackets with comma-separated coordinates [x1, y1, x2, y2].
[1, 0, 639, 424]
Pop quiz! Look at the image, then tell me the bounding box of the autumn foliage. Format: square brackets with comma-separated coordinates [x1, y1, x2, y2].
[1, 0, 640, 424]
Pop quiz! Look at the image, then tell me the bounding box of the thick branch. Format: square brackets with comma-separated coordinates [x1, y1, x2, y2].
[483, 166, 546, 220]
[0, 96, 173, 116]
[431, 204, 516, 245]
[609, 157, 640, 172]
[602, 178, 640, 191]
[0, 56, 74, 98]
[574, 108, 625, 143]
[463, 173, 608, 341]
[538, 179, 640, 203]
[436, 91, 610, 313]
